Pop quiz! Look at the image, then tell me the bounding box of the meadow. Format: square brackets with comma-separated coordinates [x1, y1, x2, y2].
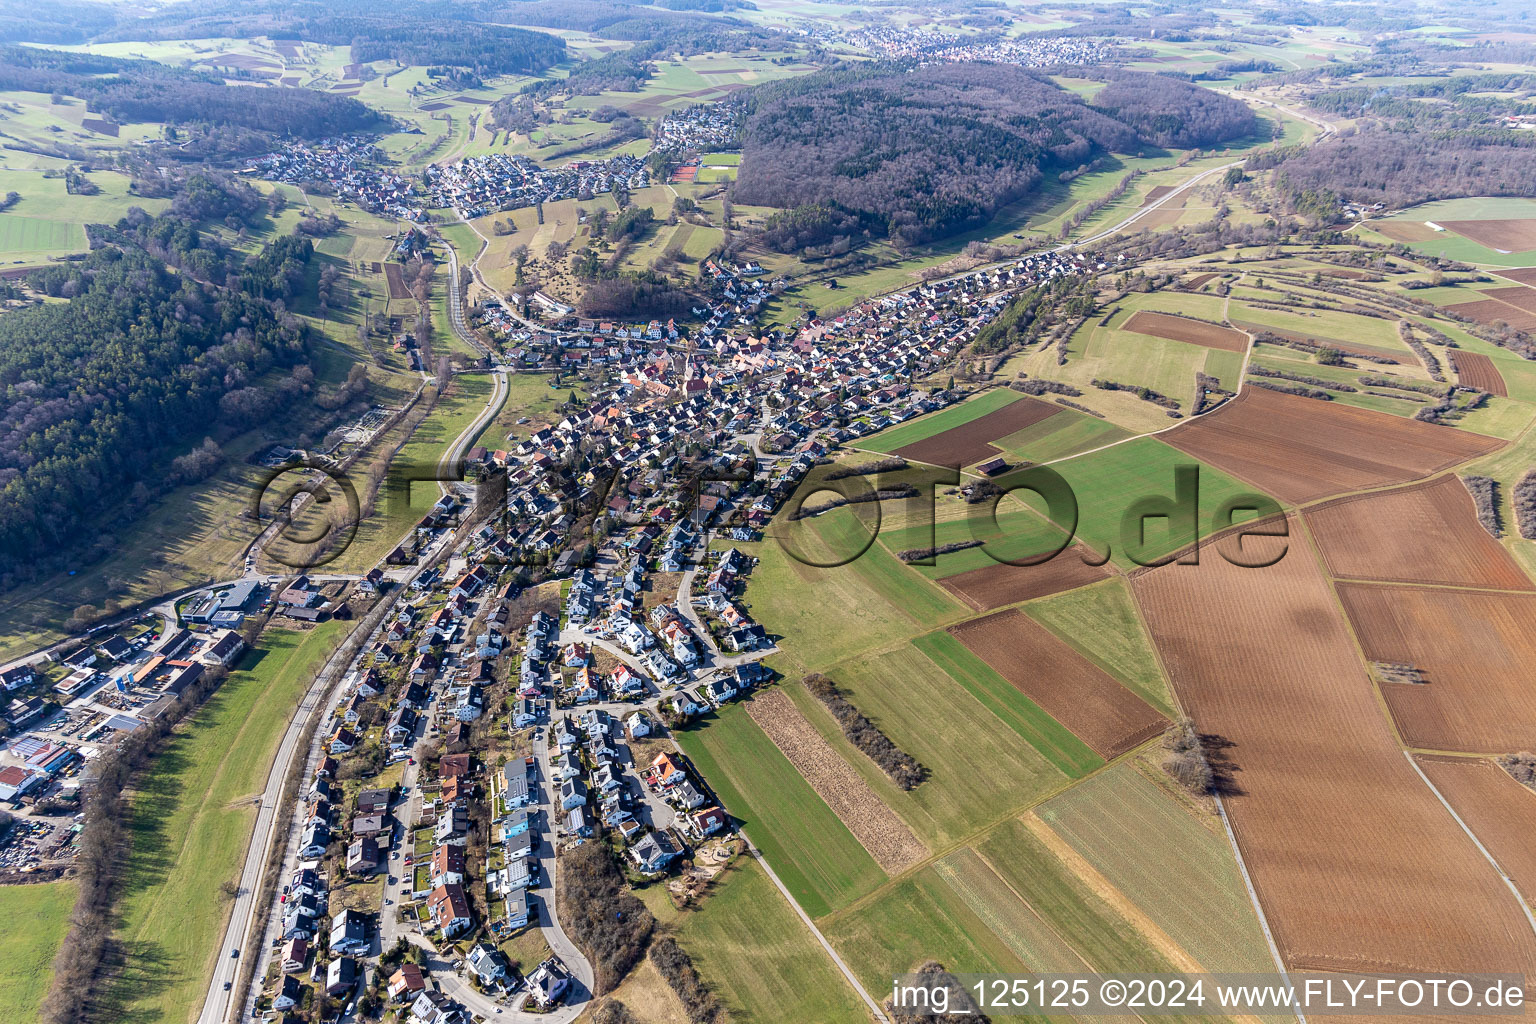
[0, 880, 75, 1022]
[781, 646, 1069, 846]
[676, 857, 868, 1024]
[674, 702, 887, 919]
[101, 623, 346, 1024]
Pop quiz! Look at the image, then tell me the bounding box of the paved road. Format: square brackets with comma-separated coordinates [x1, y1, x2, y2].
[196, 609, 385, 1024]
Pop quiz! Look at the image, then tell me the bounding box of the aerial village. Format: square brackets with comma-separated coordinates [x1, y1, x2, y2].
[0, 170, 1108, 1017]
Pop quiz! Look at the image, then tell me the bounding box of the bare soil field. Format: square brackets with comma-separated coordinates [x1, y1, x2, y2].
[1122, 311, 1248, 353]
[1444, 298, 1536, 330]
[1372, 221, 1438, 242]
[1230, 319, 1411, 364]
[384, 262, 412, 300]
[80, 119, 119, 137]
[1322, 268, 1369, 280]
[1162, 386, 1503, 505]
[1482, 285, 1536, 314]
[1131, 527, 1536, 976]
[1441, 219, 1536, 252]
[1415, 755, 1536, 904]
[1303, 476, 1533, 590]
[1494, 266, 1536, 286]
[1136, 207, 1186, 230]
[418, 102, 451, 112]
[949, 610, 1166, 758]
[893, 397, 1061, 468]
[1140, 185, 1175, 207]
[1181, 273, 1217, 291]
[939, 548, 1111, 611]
[1448, 350, 1509, 397]
[1337, 583, 1536, 753]
[744, 689, 928, 874]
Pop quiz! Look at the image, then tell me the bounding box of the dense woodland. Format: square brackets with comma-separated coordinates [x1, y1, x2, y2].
[1254, 131, 1536, 213]
[735, 64, 1251, 249]
[0, 47, 384, 152]
[0, 245, 311, 581]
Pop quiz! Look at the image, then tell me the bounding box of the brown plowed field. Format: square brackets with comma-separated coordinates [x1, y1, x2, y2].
[1495, 266, 1536, 286]
[1416, 755, 1536, 904]
[1372, 221, 1438, 242]
[892, 396, 1061, 468]
[1446, 298, 1536, 330]
[1441, 219, 1536, 252]
[1484, 285, 1536, 313]
[1181, 273, 1217, 291]
[80, 119, 119, 137]
[1131, 528, 1536, 976]
[1231, 319, 1411, 364]
[1303, 475, 1533, 590]
[384, 262, 412, 300]
[938, 548, 1111, 610]
[1162, 386, 1503, 505]
[1123, 311, 1248, 352]
[1140, 185, 1174, 207]
[1337, 583, 1536, 752]
[949, 610, 1166, 758]
[1448, 350, 1509, 396]
[744, 689, 928, 874]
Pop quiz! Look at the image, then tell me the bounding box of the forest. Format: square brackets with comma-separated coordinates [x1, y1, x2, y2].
[22, 0, 569, 75]
[0, 246, 311, 580]
[0, 47, 384, 147]
[734, 63, 1251, 249]
[1253, 130, 1536, 212]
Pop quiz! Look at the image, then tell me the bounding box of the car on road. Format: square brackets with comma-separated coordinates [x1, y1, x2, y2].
[230, 949, 239, 959]
[223, 981, 232, 991]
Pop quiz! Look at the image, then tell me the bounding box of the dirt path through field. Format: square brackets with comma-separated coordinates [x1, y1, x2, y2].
[745, 689, 929, 874]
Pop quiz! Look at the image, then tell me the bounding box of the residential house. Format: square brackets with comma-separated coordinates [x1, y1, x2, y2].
[281, 937, 309, 973]
[326, 956, 358, 996]
[389, 963, 427, 1003]
[331, 909, 369, 954]
[347, 836, 381, 875]
[428, 883, 474, 938]
[273, 976, 303, 1011]
[630, 830, 683, 873]
[430, 844, 466, 888]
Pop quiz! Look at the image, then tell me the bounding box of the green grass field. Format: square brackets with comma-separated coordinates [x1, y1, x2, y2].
[791, 644, 1068, 845]
[674, 702, 886, 918]
[912, 632, 1102, 778]
[861, 389, 1023, 454]
[878, 508, 1069, 579]
[0, 880, 75, 1022]
[823, 867, 1032, 995]
[1037, 764, 1277, 976]
[1023, 579, 1174, 716]
[102, 623, 346, 1024]
[1371, 198, 1536, 266]
[677, 857, 867, 1024]
[1021, 436, 1275, 568]
[975, 819, 1193, 994]
[990, 409, 1135, 465]
[750, 510, 966, 672]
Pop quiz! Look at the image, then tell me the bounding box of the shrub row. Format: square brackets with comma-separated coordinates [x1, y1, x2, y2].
[804, 673, 927, 790]
[1091, 378, 1180, 409]
[1461, 474, 1502, 538]
[826, 457, 908, 480]
[1162, 717, 1213, 794]
[1013, 377, 1084, 398]
[649, 937, 723, 1024]
[790, 483, 919, 520]
[1248, 365, 1357, 391]
[557, 842, 655, 993]
[1514, 468, 1536, 541]
[897, 540, 984, 563]
[1247, 379, 1332, 401]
